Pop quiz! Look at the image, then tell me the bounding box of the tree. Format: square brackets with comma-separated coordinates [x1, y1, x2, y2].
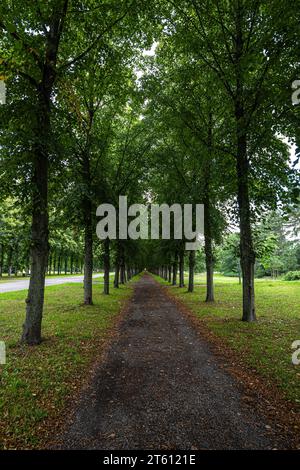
[0, 0, 149, 342]
[158, 0, 298, 320]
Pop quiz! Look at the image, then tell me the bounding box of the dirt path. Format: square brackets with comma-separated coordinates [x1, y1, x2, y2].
[55, 275, 285, 450]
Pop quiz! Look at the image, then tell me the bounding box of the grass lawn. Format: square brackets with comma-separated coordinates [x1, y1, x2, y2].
[0, 278, 136, 449]
[156, 274, 300, 406]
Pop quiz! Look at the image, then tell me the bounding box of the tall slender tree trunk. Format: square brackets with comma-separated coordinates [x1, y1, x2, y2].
[53, 251, 57, 275]
[179, 250, 185, 287]
[21, 1, 68, 345]
[168, 264, 172, 283]
[188, 250, 195, 293]
[120, 245, 126, 284]
[14, 244, 19, 276]
[236, 132, 256, 321]
[237, 261, 241, 284]
[204, 112, 215, 302]
[234, 9, 256, 322]
[0, 244, 4, 277]
[57, 253, 61, 275]
[114, 242, 120, 288]
[204, 202, 214, 302]
[114, 264, 120, 288]
[48, 252, 52, 275]
[22, 94, 50, 344]
[172, 253, 178, 285]
[103, 238, 110, 295]
[7, 246, 12, 277]
[83, 196, 93, 305]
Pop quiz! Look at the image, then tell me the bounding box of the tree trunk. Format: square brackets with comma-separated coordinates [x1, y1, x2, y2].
[103, 238, 110, 295]
[48, 252, 52, 275]
[21, 94, 50, 344]
[7, 246, 12, 277]
[204, 203, 214, 302]
[203, 112, 215, 302]
[53, 251, 57, 275]
[83, 197, 93, 305]
[21, 1, 68, 345]
[114, 264, 120, 288]
[172, 254, 178, 285]
[0, 244, 4, 277]
[168, 264, 172, 283]
[188, 250, 195, 293]
[179, 250, 185, 287]
[234, 6, 256, 322]
[14, 244, 19, 276]
[237, 261, 241, 284]
[120, 246, 126, 284]
[57, 253, 61, 275]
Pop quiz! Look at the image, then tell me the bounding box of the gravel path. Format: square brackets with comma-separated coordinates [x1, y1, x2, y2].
[56, 275, 281, 450]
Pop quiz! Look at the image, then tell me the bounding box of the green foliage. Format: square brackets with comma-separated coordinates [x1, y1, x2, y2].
[283, 271, 300, 281]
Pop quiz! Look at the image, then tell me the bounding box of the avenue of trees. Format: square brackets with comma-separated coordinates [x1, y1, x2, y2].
[0, 0, 299, 344]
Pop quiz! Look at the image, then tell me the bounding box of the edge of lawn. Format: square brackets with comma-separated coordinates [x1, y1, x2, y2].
[0, 275, 140, 450]
[152, 274, 300, 449]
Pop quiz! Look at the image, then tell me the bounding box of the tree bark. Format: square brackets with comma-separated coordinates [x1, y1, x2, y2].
[103, 238, 110, 295]
[120, 245, 126, 284]
[188, 250, 195, 293]
[234, 8, 256, 322]
[53, 250, 57, 275]
[204, 202, 214, 302]
[203, 111, 215, 302]
[168, 264, 172, 283]
[21, 1, 68, 345]
[172, 254, 178, 285]
[179, 250, 185, 287]
[114, 263, 120, 288]
[21, 93, 50, 344]
[0, 244, 4, 277]
[236, 138, 256, 321]
[83, 196, 93, 305]
[7, 246, 12, 277]
[57, 253, 61, 275]
[114, 243, 120, 288]
[237, 261, 242, 284]
[48, 252, 52, 275]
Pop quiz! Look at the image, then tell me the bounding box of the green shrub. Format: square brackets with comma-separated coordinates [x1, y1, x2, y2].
[222, 271, 238, 277]
[283, 271, 300, 281]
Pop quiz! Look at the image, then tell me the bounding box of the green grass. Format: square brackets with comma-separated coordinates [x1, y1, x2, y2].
[0, 278, 136, 449]
[155, 274, 300, 406]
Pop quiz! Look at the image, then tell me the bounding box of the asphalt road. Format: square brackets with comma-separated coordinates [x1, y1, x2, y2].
[0, 274, 103, 293]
